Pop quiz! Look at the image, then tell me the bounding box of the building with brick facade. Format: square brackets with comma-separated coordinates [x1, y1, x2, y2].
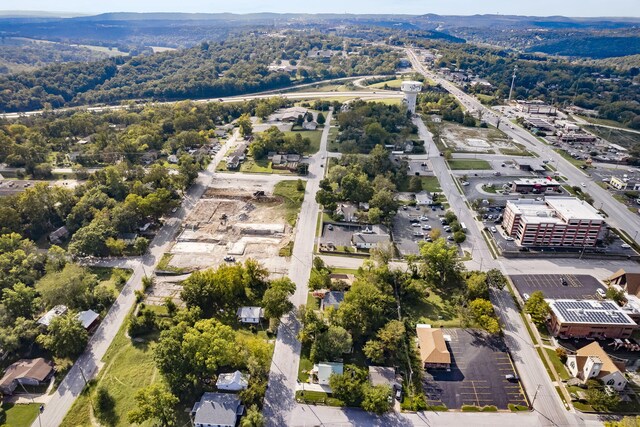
[502, 197, 605, 247]
[546, 299, 636, 339]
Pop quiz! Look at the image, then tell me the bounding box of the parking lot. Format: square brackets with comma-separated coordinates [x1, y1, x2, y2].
[510, 274, 605, 300]
[392, 204, 448, 256]
[423, 328, 527, 410]
[320, 223, 363, 247]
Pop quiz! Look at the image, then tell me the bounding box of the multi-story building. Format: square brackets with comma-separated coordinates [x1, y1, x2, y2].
[503, 197, 605, 247]
[546, 299, 637, 339]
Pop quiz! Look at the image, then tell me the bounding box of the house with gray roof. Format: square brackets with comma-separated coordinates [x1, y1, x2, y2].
[321, 291, 345, 311]
[236, 307, 264, 324]
[351, 232, 390, 249]
[191, 392, 244, 427]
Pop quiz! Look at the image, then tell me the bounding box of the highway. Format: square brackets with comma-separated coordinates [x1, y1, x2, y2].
[406, 47, 640, 244]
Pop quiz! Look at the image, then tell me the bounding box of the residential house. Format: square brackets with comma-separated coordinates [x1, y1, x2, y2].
[227, 155, 241, 170]
[48, 226, 69, 245]
[566, 342, 627, 391]
[336, 203, 359, 222]
[0, 358, 54, 395]
[271, 154, 302, 172]
[302, 121, 318, 130]
[608, 269, 640, 297]
[76, 310, 100, 332]
[312, 362, 343, 386]
[351, 232, 390, 249]
[140, 150, 159, 164]
[329, 273, 355, 287]
[321, 291, 344, 311]
[416, 324, 451, 369]
[271, 106, 309, 122]
[191, 392, 244, 427]
[236, 307, 264, 324]
[216, 371, 249, 392]
[415, 192, 432, 206]
[37, 305, 68, 327]
[368, 366, 402, 391]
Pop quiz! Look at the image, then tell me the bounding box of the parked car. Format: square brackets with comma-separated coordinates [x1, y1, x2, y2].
[490, 226, 497, 233]
[461, 181, 470, 186]
[411, 223, 421, 227]
[597, 288, 606, 298]
[327, 224, 334, 230]
[505, 374, 519, 381]
[505, 236, 515, 241]
[422, 225, 432, 230]
[395, 389, 402, 401]
[523, 293, 530, 302]
[223, 256, 236, 262]
[419, 216, 429, 221]
[622, 243, 631, 249]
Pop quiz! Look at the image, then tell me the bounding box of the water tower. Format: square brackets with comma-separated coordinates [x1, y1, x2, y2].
[401, 80, 423, 114]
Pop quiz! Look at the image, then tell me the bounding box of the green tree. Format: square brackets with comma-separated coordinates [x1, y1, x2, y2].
[468, 298, 500, 334]
[419, 238, 464, 289]
[240, 405, 265, 427]
[336, 281, 394, 341]
[361, 384, 392, 414]
[36, 263, 97, 310]
[586, 380, 620, 411]
[409, 176, 423, 193]
[317, 112, 326, 125]
[310, 325, 352, 362]
[606, 287, 626, 305]
[45, 245, 67, 273]
[237, 113, 253, 137]
[1, 282, 39, 320]
[329, 368, 366, 406]
[37, 312, 88, 358]
[127, 383, 179, 427]
[363, 320, 405, 365]
[262, 277, 296, 321]
[465, 272, 488, 300]
[453, 231, 466, 244]
[524, 291, 550, 326]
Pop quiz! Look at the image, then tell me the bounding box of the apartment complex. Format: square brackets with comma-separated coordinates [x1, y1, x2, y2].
[503, 197, 605, 247]
[546, 299, 636, 339]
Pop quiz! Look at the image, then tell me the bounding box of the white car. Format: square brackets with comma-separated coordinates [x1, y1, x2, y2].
[581, 182, 586, 187]
[461, 181, 470, 186]
[523, 293, 530, 302]
[505, 236, 515, 241]
[419, 216, 429, 221]
[490, 226, 497, 233]
[411, 223, 421, 227]
[422, 225, 432, 230]
[622, 243, 631, 249]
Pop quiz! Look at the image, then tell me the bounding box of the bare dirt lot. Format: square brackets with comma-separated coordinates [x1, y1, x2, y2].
[168, 188, 292, 274]
[439, 122, 528, 155]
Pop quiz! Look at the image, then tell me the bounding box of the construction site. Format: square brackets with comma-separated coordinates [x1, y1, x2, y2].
[168, 188, 293, 274]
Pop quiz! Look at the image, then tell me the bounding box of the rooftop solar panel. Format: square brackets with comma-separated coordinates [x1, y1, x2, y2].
[547, 299, 636, 325]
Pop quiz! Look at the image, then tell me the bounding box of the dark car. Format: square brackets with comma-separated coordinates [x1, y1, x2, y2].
[223, 256, 236, 262]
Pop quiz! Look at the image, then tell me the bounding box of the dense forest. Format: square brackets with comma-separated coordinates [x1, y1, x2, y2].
[0, 33, 400, 112]
[422, 41, 640, 129]
[527, 36, 640, 59]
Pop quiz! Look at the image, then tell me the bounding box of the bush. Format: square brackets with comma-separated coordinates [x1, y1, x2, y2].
[128, 307, 157, 337]
[556, 347, 568, 364]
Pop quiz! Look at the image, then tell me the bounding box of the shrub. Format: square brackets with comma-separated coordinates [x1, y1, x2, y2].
[556, 347, 568, 364]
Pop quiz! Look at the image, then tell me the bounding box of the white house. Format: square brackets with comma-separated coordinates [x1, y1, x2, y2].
[236, 306, 264, 324]
[351, 232, 390, 249]
[216, 370, 249, 391]
[566, 342, 627, 391]
[312, 362, 343, 386]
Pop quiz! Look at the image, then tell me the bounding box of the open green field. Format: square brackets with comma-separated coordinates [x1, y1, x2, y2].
[369, 78, 404, 89]
[397, 176, 442, 193]
[60, 319, 177, 427]
[544, 348, 571, 380]
[554, 149, 588, 169]
[274, 180, 306, 226]
[283, 129, 323, 154]
[2, 403, 40, 427]
[447, 159, 492, 170]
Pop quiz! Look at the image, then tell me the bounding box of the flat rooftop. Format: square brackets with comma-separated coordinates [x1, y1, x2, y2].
[513, 178, 560, 186]
[545, 197, 603, 221]
[546, 299, 636, 326]
[507, 198, 602, 223]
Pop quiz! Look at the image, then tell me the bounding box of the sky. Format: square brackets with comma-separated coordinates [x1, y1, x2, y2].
[5, 0, 640, 17]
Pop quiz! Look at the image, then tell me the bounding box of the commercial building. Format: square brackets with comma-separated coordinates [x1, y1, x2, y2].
[566, 342, 627, 391]
[502, 197, 605, 247]
[516, 100, 557, 115]
[511, 178, 561, 193]
[546, 299, 637, 339]
[416, 324, 451, 369]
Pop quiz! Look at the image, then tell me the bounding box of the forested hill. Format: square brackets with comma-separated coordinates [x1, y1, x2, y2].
[527, 36, 640, 59]
[0, 33, 400, 113]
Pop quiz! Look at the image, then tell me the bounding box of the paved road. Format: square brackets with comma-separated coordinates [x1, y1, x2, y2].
[406, 47, 640, 245]
[32, 130, 240, 427]
[262, 112, 333, 426]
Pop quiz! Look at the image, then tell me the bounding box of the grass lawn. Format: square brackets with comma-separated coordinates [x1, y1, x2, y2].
[554, 149, 587, 169]
[544, 348, 571, 380]
[403, 291, 463, 328]
[60, 319, 168, 427]
[88, 267, 132, 292]
[369, 78, 404, 89]
[397, 176, 442, 193]
[306, 292, 320, 310]
[295, 390, 344, 406]
[447, 159, 492, 170]
[2, 403, 40, 427]
[328, 267, 359, 275]
[583, 124, 640, 148]
[274, 180, 306, 226]
[298, 343, 314, 382]
[283, 129, 323, 154]
[240, 158, 277, 174]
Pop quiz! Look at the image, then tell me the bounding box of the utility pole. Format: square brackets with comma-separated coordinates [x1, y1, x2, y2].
[508, 65, 518, 103]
